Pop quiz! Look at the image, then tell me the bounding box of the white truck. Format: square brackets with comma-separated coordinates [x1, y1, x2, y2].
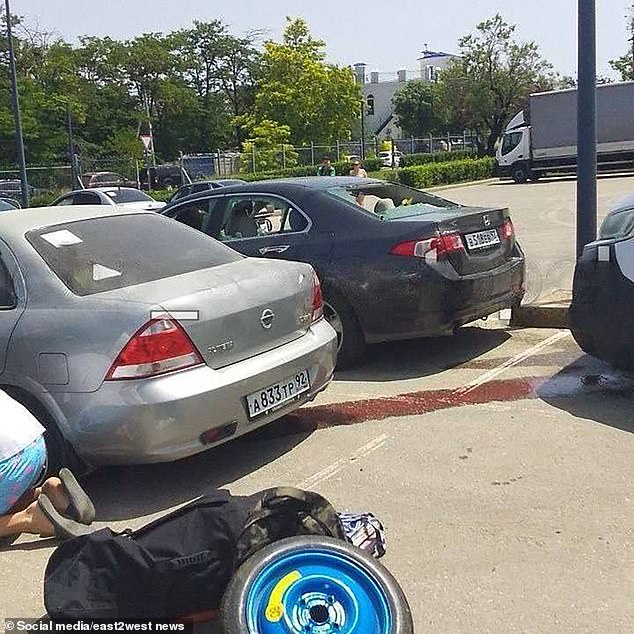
[496, 81, 634, 183]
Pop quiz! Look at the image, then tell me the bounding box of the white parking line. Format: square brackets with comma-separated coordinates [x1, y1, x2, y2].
[453, 331, 570, 396]
[298, 433, 390, 489]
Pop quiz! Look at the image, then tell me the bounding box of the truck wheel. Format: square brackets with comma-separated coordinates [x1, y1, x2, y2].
[530, 172, 541, 182]
[220, 535, 414, 634]
[511, 164, 529, 184]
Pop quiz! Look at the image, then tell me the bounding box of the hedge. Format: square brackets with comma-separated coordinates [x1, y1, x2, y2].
[398, 150, 475, 168]
[239, 157, 384, 181]
[397, 157, 495, 188]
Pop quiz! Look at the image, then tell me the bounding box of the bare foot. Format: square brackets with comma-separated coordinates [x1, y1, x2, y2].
[23, 501, 55, 537]
[41, 478, 70, 514]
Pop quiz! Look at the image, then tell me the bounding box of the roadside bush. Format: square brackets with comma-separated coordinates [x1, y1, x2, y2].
[238, 157, 383, 181]
[397, 158, 495, 188]
[399, 150, 475, 168]
[28, 191, 59, 207]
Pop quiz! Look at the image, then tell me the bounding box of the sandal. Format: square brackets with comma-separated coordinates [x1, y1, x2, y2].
[59, 468, 95, 525]
[37, 494, 92, 540]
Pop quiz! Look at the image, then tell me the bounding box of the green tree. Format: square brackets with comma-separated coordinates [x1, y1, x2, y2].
[253, 17, 361, 145]
[392, 80, 447, 137]
[238, 116, 297, 173]
[610, 5, 634, 80]
[436, 14, 555, 154]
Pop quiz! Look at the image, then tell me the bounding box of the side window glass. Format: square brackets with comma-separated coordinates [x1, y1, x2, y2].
[192, 183, 210, 194]
[74, 192, 101, 205]
[0, 256, 16, 308]
[55, 196, 75, 206]
[220, 196, 308, 241]
[172, 199, 217, 233]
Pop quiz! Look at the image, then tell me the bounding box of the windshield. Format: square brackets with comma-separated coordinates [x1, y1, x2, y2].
[26, 214, 241, 296]
[103, 189, 154, 204]
[326, 182, 459, 219]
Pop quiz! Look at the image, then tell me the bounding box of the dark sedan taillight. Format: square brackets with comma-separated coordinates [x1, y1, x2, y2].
[390, 232, 464, 262]
[499, 218, 514, 240]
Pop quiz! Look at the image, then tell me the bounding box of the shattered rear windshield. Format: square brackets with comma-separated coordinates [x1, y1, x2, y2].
[26, 213, 241, 296]
[326, 182, 460, 219]
[599, 207, 634, 241]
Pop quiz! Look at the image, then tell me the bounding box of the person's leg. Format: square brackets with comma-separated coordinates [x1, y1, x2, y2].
[0, 500, 55, 538]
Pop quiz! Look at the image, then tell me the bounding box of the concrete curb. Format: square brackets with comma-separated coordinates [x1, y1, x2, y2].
[511, 304, 570, 329]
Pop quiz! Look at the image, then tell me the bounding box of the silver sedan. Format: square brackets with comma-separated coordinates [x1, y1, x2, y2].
[0, 206, 336, 466]
[51, 187, 166, 211]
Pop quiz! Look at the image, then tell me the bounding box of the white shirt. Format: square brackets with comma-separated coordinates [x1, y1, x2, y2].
[0, 390, 46, 461]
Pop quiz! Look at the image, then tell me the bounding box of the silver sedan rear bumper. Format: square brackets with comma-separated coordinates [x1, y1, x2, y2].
[57, 320, 337, 465]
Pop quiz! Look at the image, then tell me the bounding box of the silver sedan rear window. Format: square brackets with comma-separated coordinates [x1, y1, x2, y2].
[27, 213, 241, 296]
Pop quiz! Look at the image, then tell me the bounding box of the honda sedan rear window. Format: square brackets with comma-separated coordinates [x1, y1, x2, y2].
[27, 214, 241, 296]
[326, 182, 460, 218]
[103, 189, 154, 203]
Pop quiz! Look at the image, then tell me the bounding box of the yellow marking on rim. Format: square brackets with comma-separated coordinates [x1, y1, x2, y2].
[265, 570, 302, 622]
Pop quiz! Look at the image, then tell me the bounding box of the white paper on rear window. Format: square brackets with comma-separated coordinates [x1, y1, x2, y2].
[92, 263, 122, 280]
[41, 229, 83, 247]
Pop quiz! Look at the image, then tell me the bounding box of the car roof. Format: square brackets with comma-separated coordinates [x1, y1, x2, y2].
[0, 205, 150, 238]
[163, 176, 385, 207]
[91, 187, 141, 193]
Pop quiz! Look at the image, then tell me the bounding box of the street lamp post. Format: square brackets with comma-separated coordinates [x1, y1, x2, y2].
[576, 0, 597, 257]
[4, 0, 29, 207]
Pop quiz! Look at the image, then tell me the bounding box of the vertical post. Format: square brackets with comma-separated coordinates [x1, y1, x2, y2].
[310, 142, 315, 166]
[5, 0, 28, 207]
[282, 144, 286, 170]
[360, 100, 366, 160]
[336, 140, 340, 162]
[66, 103, 78, 189]
[429, 133, 433, 154]
[410, 136, 415, 154]
[252, 144, 256, 174]
[577, 0, 597, 257]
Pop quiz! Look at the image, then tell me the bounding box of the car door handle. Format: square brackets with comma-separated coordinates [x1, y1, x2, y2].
[259, 245, 290, 255]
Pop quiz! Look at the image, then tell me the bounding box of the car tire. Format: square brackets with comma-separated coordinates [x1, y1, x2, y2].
[511, 164, 529, 184]
[1, 387, 83, 476]
[322, 291, 365, 368]
[220, 535, 414, 634]
[570, 328, 598, 357]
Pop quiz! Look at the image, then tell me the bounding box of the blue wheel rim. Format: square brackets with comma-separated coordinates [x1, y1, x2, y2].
[244, 546, 392, 633]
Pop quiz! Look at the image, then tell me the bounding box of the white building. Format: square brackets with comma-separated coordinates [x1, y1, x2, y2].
[352, 49, 457, 139]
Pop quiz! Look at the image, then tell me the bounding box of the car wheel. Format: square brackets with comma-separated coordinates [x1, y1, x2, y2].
[1, 387, 83, 475]
[570, 328, 598, 357]
[512, 164, 529, 184]
[220, 535, 414, 634]
[323, 292, 365, 368]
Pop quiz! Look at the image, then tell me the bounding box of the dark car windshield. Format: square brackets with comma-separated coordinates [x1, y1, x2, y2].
[599, 206, 634, 240]
[326, 182, 459, 219]
[26, 214, 241, 296]
[103, 189, 154, 203]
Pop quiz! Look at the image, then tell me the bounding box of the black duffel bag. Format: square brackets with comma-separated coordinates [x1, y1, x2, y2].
[44, 487, 345, 619]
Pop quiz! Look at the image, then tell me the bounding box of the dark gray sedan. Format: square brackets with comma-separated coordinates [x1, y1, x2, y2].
[0, 206, 336, 467]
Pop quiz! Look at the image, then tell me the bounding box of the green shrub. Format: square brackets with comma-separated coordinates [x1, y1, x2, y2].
[397, 158, 495, 188]
[239, 157, 383, 180]
[399, 150, 475, 168]
[28, 191, 59, 207]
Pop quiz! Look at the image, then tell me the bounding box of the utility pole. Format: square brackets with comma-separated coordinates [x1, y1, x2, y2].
[66, 103, 78, 189]
[360, 98, 366, 160]
[576, 0, 597, 256]
[4, 0, 29, 207]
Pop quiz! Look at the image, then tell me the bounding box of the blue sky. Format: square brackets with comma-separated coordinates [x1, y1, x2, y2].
[15, 0, 632, 79]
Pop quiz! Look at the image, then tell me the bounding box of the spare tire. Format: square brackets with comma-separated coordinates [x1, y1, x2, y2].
[221, 535, 414, 633]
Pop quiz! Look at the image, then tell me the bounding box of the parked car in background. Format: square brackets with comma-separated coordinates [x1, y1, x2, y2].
[0, 206, 336, 467]
[140, 163, 187, 190]
[570, 193, 634, 369]
[51, 187, 166, 211]
[0, 197, 20, 212]
[81, 172, 138, 188]
[0, 179, 36, 202]
[378, 150, 403, 168]
[166, 179, 248, 204]
[161, 177, 525, 367]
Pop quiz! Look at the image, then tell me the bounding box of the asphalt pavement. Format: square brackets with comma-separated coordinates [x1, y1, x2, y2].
[1, 175, 633, 632]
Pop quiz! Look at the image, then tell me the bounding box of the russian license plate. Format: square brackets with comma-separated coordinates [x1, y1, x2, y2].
[246, 369, 311, 418]
[465, 229, 500, 250]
